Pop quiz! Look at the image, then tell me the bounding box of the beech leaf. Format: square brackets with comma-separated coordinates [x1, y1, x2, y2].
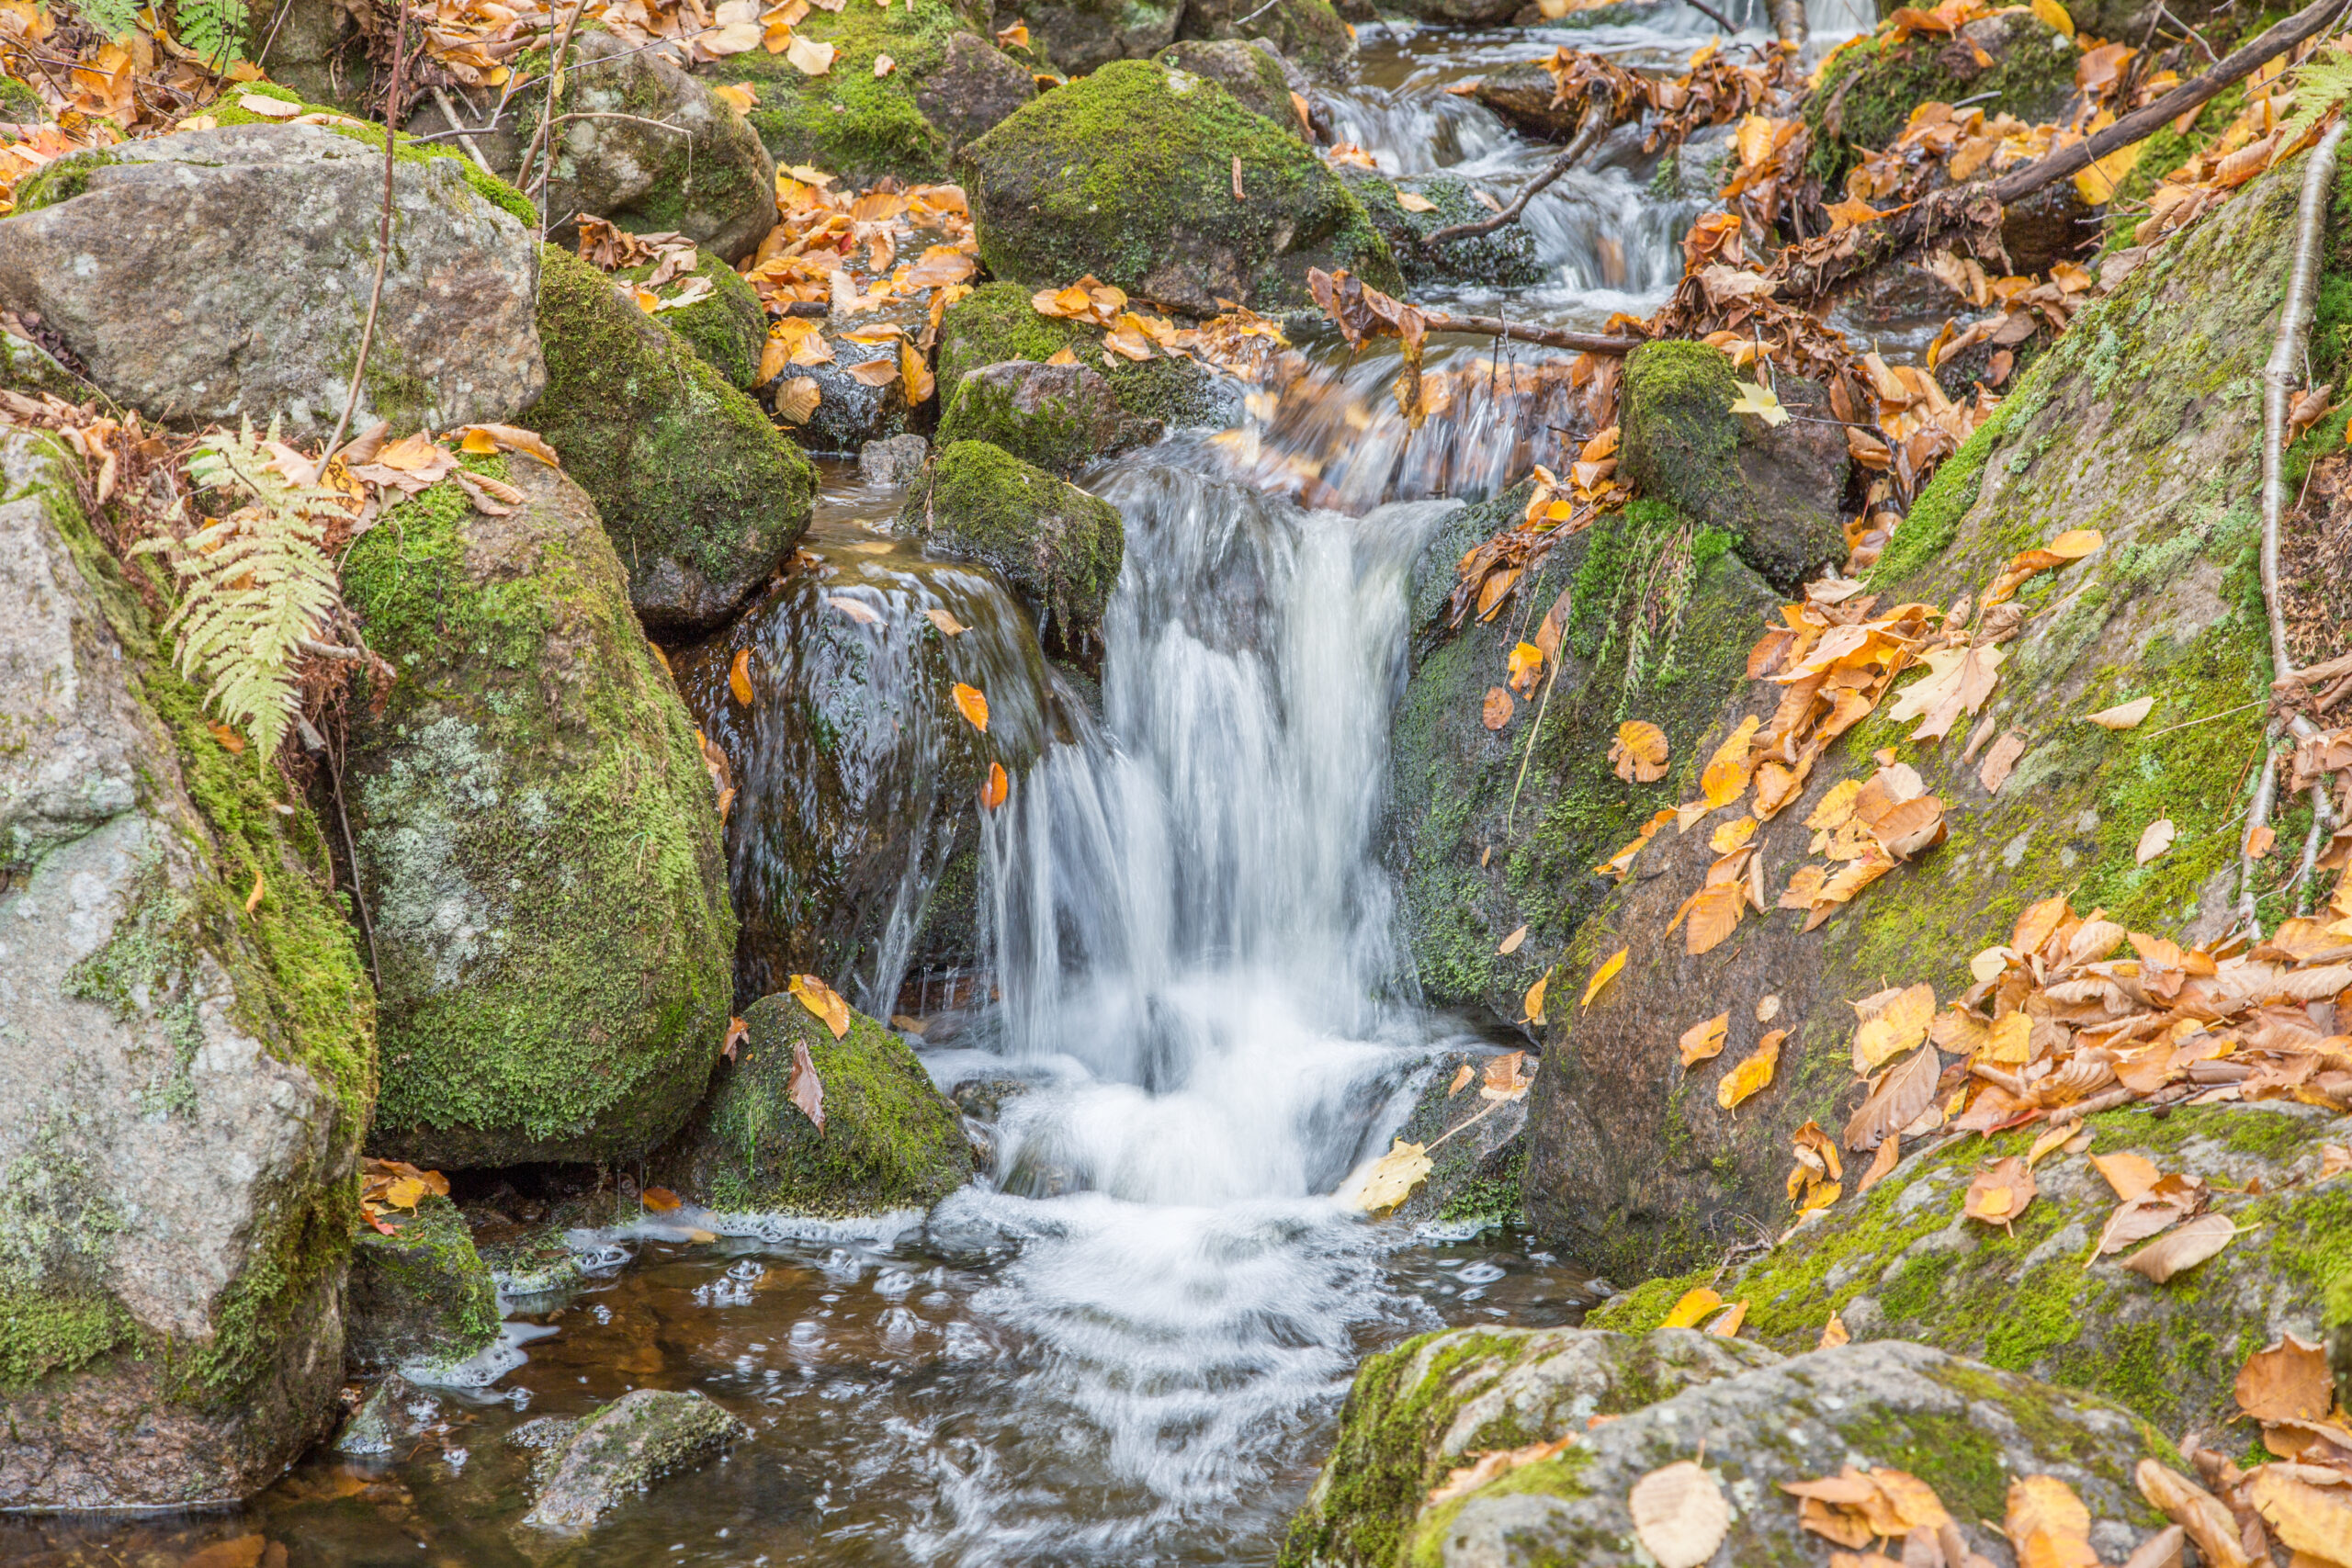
[1628, 1461, 1731, 1568]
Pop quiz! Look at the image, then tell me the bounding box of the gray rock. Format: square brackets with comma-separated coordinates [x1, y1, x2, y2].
[1151, 39, 1308, 136]
[518, 1389, 749, 1533]
[916, 30, 1043, 147]
[0, 124, 543, 438]
[792, 344, 915, 456]
[948, 1076, 1033, 1121]
[518, 28, 778, 264]
[1387, 1051, 1530, 1228]
[1003, 0, 1182, 75]
[346, 1192, 502, 1372]
[0, 432, 371, 1506]
[334, 1373, 440, 1457]
[1171, 0, 1354, 85]
[0, 324, 81, 399]
[934, 359, 1154, 475]
[858, 433, 931, 487]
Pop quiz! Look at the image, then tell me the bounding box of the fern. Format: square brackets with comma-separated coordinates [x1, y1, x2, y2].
[172, 0, 250, 65]
[2279, 51, 2352, 144]
[68, 0, 141, 39]
[132, 421, 342, 761]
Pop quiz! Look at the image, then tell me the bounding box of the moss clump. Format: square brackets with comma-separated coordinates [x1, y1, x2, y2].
[13, 147, 119, 210]
[933, 359, 1138, 472]
[343, 461, 735, 1168]
[1804, 14, 2076, 185]
[1339, 167, 1541, 290]
[346, 1193, 502, 1370]
[657, 993, 974, 1215]
[526, 244, 814, 631]
[902, 439, 1125, 645]
[619, 252, 769, 391]
[0, 1289, 134, 1388]
[712, 0, 972, 179]
[1582, 1269, 1713, 1333]
[955, 58, 1399, 311]
[937, 280, 1230, 427]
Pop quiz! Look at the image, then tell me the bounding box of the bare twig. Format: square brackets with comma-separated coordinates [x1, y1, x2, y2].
[321, 0, 410, 468]
[1420, 310, 1643, 355]
[1423, 89, 1614, 249]
[1680, 0, 1744, 34]
[2265, 118, 2348, 683]
[523, 0, 589, 228]
[428, 85, 495, 173]
[542, 109, 691, 135]
[2241, 739, 2282, 933]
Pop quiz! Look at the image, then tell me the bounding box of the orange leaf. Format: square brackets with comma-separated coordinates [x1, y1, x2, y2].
[641, 1186, 684, 1213]
[981, 760, 1009, 810]
[1482, 686, 1516, 729]
[1611, 720, 1670, 782]
[1716, 1030, 1782, 1109]
[729, 649, 754, 705]
[953, 682, 989, 731]
[1679, 1012, 1729, 1066]
[788, 972, 852, 1039]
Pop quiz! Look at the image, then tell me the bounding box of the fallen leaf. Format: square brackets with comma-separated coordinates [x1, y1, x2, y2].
[1338, 1138, 1432, 1213]
[2243, 1463, 2352, 1563]
[980, 761, 1009, 810]
[1686, 882, 1747, 955]
[237, 91, 301, 118]
[2120, 1212, 2236, 1282]
[2087, 694, 2154, 729]
[1482, 686, 1516, 729]
[1852, 982, 1935, 1071]
[1979, 731, 2026, 794]
[1426, 1435, 1575, 1506]
[1680, 1012, 1730, 1067]
[787, 1032, 827, 1132]
[1396, 189, 1440, 213]
[847, 356, 901, 388]
[729, 649, 755, 705]
[2245, 824, 2276, 859]
[1611, 720, 1670, 782]
[1583, 948, 1628, 1005]
[1711, 816, 1757, 855]
[2136, 818, 2177, 864]
[2007, 1475, 2098, 1568]
[1965, 1156, 2036, 1226]
[995, 17, 1029, 47]
[1660, 1287, 1722, 1329]
[641, 1186, 684, 1213]
[786, 32, 834, 73]
[1729, 379, 1791, 426]
[2091, 1152, 2161, 1201]
[724, 1015, 748, 1060]
[1819, 1310, 1850, 1348]
[712, 81, 757, 114]
[925, 607, 967, 636]
[2031, 0, 2075, 36]
[1701, 716, 1760, 808]
[1498, 925, 1529, 954]
[787, 971, 852, 1040]
[1482, 1050, 1535, 1100]
[1509, 640, 1546, 696]
[1718, 1030, 1782, 1110]
[826, 594, 880, 625]
[244, 867, 265, 914]
[210, 721, 247, 753]
[1450, 1063, 1475, 1096]
[873, 51, 894, 73]
[953, 682, 989, 731]
[2136, 1460, 2254, 1568]
[1629, 1461, 1731, 1568]
[901, 340, 935, 403]
[1523, 971, 1550, 1026]
[775, 376, 821, 423]
[2235, 1335, 2331, 1424]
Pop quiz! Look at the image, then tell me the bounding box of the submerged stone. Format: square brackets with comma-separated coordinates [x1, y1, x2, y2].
[655, 993, 975, 1217]
[345, 1194, 503, 1374]
[1338, 167, 1543, 291]
[860, 433, 932, 487]
[517, 1388, 749, 1534]
[334, 1373, 439, 1458]
[343, 455, 735, 1170]
[901, 439, 1127, 658]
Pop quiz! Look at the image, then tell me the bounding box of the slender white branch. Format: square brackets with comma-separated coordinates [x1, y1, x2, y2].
[2262, 118, 2347, 684]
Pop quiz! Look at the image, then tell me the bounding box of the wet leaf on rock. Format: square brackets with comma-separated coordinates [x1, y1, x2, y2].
[1611, 719, 1669, 782]
[788, 972, 851, 1040]
[953, 682, 989, 731]
[1582, 947, 1627, 1006]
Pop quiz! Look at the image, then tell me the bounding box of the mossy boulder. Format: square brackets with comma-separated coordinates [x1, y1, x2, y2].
[703, 0, 1033, 182]
[934, 358, 1154, 473]
[1339, 167, 1542, 290]
[620, 252, 769, 391]
[526, 243, 816, 634]
[345, 1193, 501, 1373]
[209, 84, 539, 227]
[0, 431, 374, 1506]
[1004, 0, 1183, 74]
[1294, 1335, 2180, 1568]
[517, 1388, 749, 1534]
[937, 280, 1235, 429]
[903, 439, 1126, 656]
[343, 455, 736, 1171]
[1510, 155, 2305, 1280]
[1806, 12, 2077, 185]
[514, 26, 778, 262]
[1173, 0, 1353, 85]
[655, 993, 974, 1216]
[1151, 39, 1302, 133]
[956, 58, 1400, 313]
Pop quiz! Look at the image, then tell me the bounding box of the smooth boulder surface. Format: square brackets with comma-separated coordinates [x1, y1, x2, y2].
[344, 455, 736, 1170]
[0, 432, 374, 1507]
[657, 995, 974, 1217]
[518, 1389, 749, 1533]
[1002, 0, 1182, 74]
[527, 244, 816, 634]
[1173, 0, 1354, 84]
[518, 28, 778, 263]
[956, 59, 1400, 314]
[0, 123, 543, 438]
[902, 439, 1126, 657]
[933, 358, 1152, 474]
[345, 1193, 503, 1373]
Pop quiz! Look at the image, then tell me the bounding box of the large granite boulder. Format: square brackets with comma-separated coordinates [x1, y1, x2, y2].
[956, 59, 1399, 314]
[526, 244, 816, 635]
[901, 439, 1126, 658]
[0, 123, 543, 438]
[0, 431, 374, 1506]
[655, 993, 974, 1216]
[343, 454, 736, 1170]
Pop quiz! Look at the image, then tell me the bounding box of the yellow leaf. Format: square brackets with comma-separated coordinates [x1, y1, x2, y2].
[995, 17, 1028, 47]
[2091, 1151, 2160, 1201]
[2047, 528, 2102, 558]
[1498, 924, 1528, 954]
[459, 427, 499, 456]
[1583, 947, 1627, 1006]
[1985, 1010, 2032, 1064]
[1679, 1012, 1728, 1066]
[2030, 0, 2074, 35]
[1700, 716, 1759, 808]
[953, 682, 989, 731]
[1508, 640, 1545, 695]
[1709, 816, 1756, 855]
[243, 867, 265, 914]
[2086, 694, 2154, 729]
[1728, 379, 1789, 425]
[1707, 1300, 1747, 1337]
[1337, 1138, 1431, 1213]
[774, 376, 821, 423]
[729, 649, 754, 705]
[1611, 719, 1670, 783]
[900, 340, 935, 402]
[925, 607, 967, 637]
[1396, 189, 1439, 213]
[786, 32, 834, 73]
[1523, 971, 1551, 1026]
[1659, 1287, 1721, 1329]
[641, 1185, 684, 1213]
[209, 721, 246, 753]
[1818, 1310, 1849, 1348]
[384, 1176, 426, 1210]
[1716, 1030, 1782, 1109]
[756, 333, 791, 387]
[1628, 1461, 1731, 1568]
[711, 82, 757, 115]
[847, 357, 901, 388]
[787, 971, 852, 1038]
[236, 91, 301, 118]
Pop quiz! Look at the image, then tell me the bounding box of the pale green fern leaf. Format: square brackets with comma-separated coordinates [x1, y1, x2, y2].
[171, 0, 249, 64]
[68, 0, 142, 39]
[2279, 51, 2352, 143]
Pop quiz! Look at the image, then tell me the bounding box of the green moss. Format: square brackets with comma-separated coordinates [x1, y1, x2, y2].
[716, 0, 969, 179]
[954, 58, 1398, 310]
[1403, 1447, 1593, 1568]
[620, 253, 769, 391]
[0, 73, 45, 123]
[902, 439, 1124, 637]
[1340, 168, 1541, 290]
[933, 366, 1118, 473]
[1804, 16, 2075, 185]
[348, 1192, 501, 1366]
[1582, 1269, 1712, 1333]
[1866, 394, 2013, 585]
[936, 280, 1227, 427]
[0, 1288, 135, 1388]
[13, 147, 119, 210]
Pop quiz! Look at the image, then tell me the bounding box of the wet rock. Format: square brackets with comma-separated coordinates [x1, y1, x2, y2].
[479, 1225, 593, 1303]
[1006, 0, 1182, 74]
[1465, 62, 1579, 141]
[938, 280, 1235, 430]
[921, 1189, 1032, 1261]
[956, 59, 1400, 314]
[1587, 1103, 2352, 1439]
[343, 453, 735, 1171]
[1339, 168, 1542, 290]
[2001, 179, 2095, 277]
[1284, 1325, 1780, 1566]
[334, 1374, 440, 1458]
[1153, 39, 1309, 135]
[704, 0, 1032, 181]
[346, 1193, 503, 1373]
[619, 253, 770, 392]
[1306, 1337, 2181, 1568]
[0, 431, 371, 1506]
[860, 433, 932, 487]
[518, 1389, 749, 1534]
[526, 244, 816, 634]
[0, 124, 543, 438]
[1806, 11, 2075, 186]
[949, 1076, 1035, 1121]
[655, 993, 975, 1216]
[1385, 1052, 1532, 1228]
[791, 343, 915, 456]
[1619, 338, 1849, 589]
[935, 359, 1155, 474]
[514, 28, 777, 263]
[1173, 0, 1353, 85]
[902, 440, 1126, 656]
[243, 0, 371, 109]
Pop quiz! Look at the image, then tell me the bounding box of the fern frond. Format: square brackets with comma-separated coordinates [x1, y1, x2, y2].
[2280, 51, 2352, 143]
[171, 0, 249, 63]
[68, 0, 142, 39]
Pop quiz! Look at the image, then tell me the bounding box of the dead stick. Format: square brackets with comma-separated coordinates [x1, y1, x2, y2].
[320, 0, 409, 468]
[1682, 0, 1743, 33]
[1421, 310, 1644, 355]
[1424, 90, 1614, 249]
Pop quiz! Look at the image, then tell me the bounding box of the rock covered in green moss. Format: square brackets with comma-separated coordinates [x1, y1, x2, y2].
[526, 243, 815, 633]
[345, 1193, 502, 1373]
[0, 325, 79, 399]
[1173, 0, 1353, 85]
[937, 280, 1235, 429]
[1384, 1051, 1531, 1229]
[1152, 39, 1309, 133]
[621, 252, 769, 391]
[343, 455, 735, 1170]
[1619, 338, 1849, 588]
[704, 0, 1033, 181]
[956, 58, 1400, 313]
[1339, 167, 1542, 290]
[1806, 11, 2076, 185]
[903, 440, 1126, 653]
[656, 994, 974, 1216]
[1283, 1325, 1777, 1568]
[0, 122, 544, 439]
[1327, 1337, 2178, 1568]
[515, 27, 778, 262]
[1006, 0, 1182, 74]
[0, 431, 374, 1506]
[518, 1387, 749, 1534]
[935, 358, 1154, 473]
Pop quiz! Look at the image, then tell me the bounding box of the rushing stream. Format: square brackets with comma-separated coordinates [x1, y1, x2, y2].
[3, 6, 1882, 1563]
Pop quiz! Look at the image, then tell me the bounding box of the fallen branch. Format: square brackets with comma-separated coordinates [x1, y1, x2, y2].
[1423, 89, 1615, 250]
[1777, 0, 2352, 300]
[321, 0, 411, 468]
[1419, 310, 1644, 354]
[2264, 118, 2347, 682]
[1682, 0, 1744, 34]
[428, 85, 494, 174]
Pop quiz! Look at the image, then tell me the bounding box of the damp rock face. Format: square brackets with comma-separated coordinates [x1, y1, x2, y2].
[0, 431, 373, 1507]
[901, 439, 1127, 656]
[345, 1193, 503, 1373]
[0, 123, 544, 439]
[933, 359, 1152, 476]
[937, 281, 1234, 431]
[654, 993, 974, 1217]
[341, 454, 735, 1171]
[517, 1388, 750, 1534]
